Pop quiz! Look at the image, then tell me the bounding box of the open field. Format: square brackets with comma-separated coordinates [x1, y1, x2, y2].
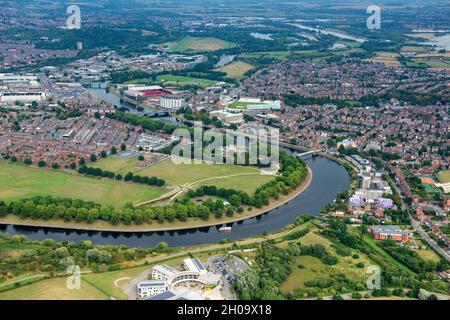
[416, 249, 441, 263]
[82, 265, 152, 300]
[227, 101, 265, 109]
[406, 33, 436, 40]
[0, 167, 311, 232]
[281, 231, 372, 294]
[240, 51, 293, 60]
[0, 277, 108, 300]
[437, 170, 450, 183]
[156, 74, 217, 88]
[240, 48, 366, 63]
[364, 51, 401, 66]
[171, 36, 235, 52]
[214, 60, 254, 78]
[0, 161, 168, 207]
[90, 156, 274, 194]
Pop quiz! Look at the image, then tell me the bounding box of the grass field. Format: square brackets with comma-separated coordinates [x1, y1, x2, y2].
[214, 60, 254, 78]
[171, 36, 235, 52]
[90, 156, 274, 194]
[364, 51, 401, 66]
[0, 161, 168, 207]
[437, 170, 450, 183]
[281, 231, 372, 294]
[240, 51, 293, 60]
[227, 101, 265, 109]
[82, 265, 152, 300]
[156, 74, 217, 88]
[0, 277, 109, 300]
[240, 48, 365, 63]
[416, 249, 441, 263]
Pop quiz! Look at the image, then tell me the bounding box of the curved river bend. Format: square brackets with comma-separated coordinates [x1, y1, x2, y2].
[0, 156, 349, 247]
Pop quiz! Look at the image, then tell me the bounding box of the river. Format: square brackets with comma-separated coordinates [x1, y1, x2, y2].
[291, 23, 366, 43]
[0, 156, 349, 247]
[87, 86, 184, 126]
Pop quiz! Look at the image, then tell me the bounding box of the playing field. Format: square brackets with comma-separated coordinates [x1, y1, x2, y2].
[90, 156, 274, 194]
[0, 277, 108, 300]
[0, 161, 168, 207]
[437, 170, 450, 183]
[156, 74, 216, 88]
[171, 36, 236, 52]
[227, 101, 267, 109]
[214, 60, 254, 78]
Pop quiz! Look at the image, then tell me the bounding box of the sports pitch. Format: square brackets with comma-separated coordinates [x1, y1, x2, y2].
[171, 36, 236, 52]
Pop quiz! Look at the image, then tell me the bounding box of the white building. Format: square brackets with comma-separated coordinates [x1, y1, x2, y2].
[137, 281, 168, 299]
[0, 92, 46, 103]
[0, 74, 46, 104]
[210, 110, 244, 124]
[138, 258, 220, 300]
[160, 95, 185, 110]
[183, 258, 208, 275]
[152, 264, 177, 280]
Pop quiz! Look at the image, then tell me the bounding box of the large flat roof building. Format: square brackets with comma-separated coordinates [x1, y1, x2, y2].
[369, 225, 410, 243]
[183, 258, 208, 275]
[137, 280, 168, 299]
[152, 264, 177, 280]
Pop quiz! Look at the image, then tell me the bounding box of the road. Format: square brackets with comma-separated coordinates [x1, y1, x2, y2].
[409, 216, 450, 262]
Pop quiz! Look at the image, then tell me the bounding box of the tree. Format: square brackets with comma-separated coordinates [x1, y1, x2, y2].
[24, 158, 32, 165]
[79, 158, 86, 166]
[235, 269, 260, 300]
[111, 146, 117, 155]
[52, 163, 60, 170]
[90, 154, 97, 162]
[120, 144, 126, 151]
[138, 155, 145, 161]
[38, 160, 46, 168]
[10, 156, 17, 162]
[101, 151, 107, 158]
[229, 195, 242, 207]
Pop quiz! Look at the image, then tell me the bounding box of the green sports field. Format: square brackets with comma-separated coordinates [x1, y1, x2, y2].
[227, 101, 266, 109]
[0, 161, 168, 207]
[171, 36, 236, 52]
[156, 74, 217, 88]
[437, 170, 450, 183]
[89, 156, 274, 194]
